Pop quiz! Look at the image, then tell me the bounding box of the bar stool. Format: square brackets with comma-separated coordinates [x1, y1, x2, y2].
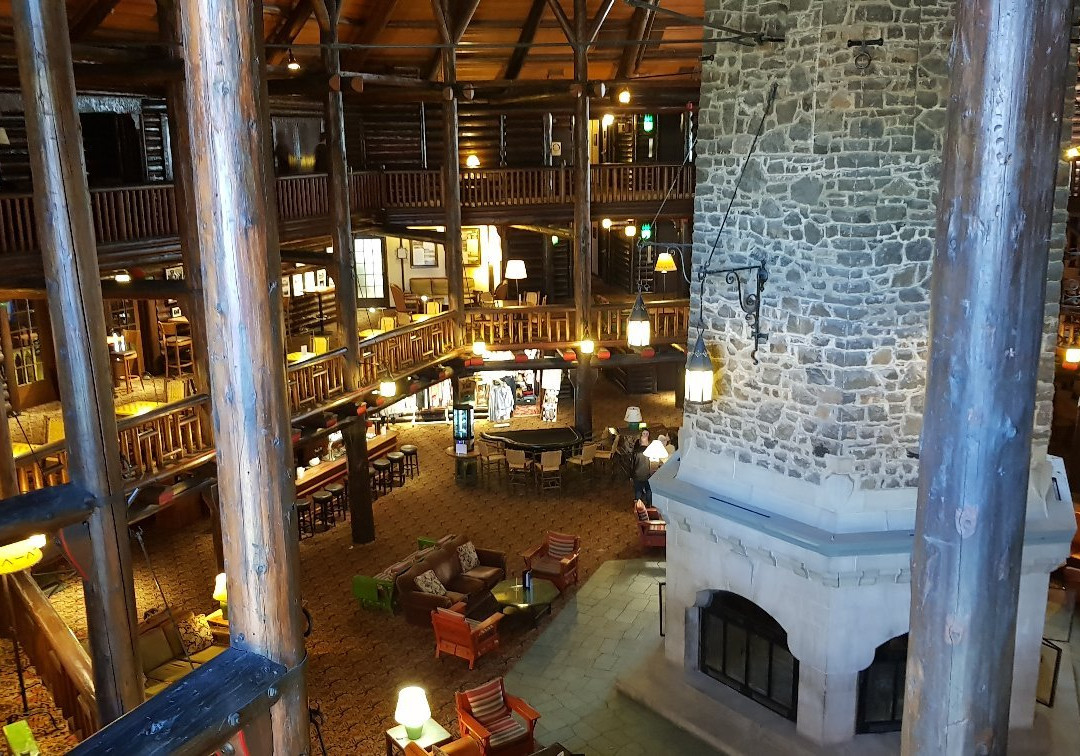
[325, 481, 348, 520]
[386, 451, 406, 487]
[296, 498, 315, 539]
[311, 490, 335, 530]
[400, 444, 419, 478]
[372, 458, 393, 495]
[368, 465, 379, 500]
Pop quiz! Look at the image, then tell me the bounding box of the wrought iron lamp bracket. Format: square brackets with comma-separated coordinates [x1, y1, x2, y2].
[699, 263, 769, 363]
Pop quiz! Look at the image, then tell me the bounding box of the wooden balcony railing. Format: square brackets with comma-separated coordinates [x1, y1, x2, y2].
[592, 299, 691, 345]
[359, 313, 457, 386]
[6, 570, 98, 739]
[287, 348, 347, 412]
[465, 305, 576, 346]
[0, 164, 694, 254]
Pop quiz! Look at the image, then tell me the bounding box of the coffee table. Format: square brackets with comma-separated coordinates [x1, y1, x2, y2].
[492, 577, 559, 628]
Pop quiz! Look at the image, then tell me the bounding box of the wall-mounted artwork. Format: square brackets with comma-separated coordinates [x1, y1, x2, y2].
[411, 241, 438, 268]
[164, 265, 184, 280]
[463, 228, 481, 266]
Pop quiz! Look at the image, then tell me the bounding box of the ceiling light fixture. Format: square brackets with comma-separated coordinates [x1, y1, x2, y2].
[601, 218, 612, 229]
[286, 49, 301, 71]
[601, 113, 614, 129]
[465, 153, 480, 169]
[618, 88, 631, 104]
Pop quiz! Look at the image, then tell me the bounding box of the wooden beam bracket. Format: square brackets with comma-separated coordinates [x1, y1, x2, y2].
[0, 483, 96, 545]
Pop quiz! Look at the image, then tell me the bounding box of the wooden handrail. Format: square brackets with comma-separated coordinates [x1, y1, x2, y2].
[115, 393, 209, 431]
[285, 346, 348, 372]
[7, 570, 99, 739]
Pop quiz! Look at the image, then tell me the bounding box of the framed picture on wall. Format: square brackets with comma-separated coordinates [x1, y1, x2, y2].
[462, 228, 481, 265]
[164, 265, 185, 280]
[411, 241, 438, 268]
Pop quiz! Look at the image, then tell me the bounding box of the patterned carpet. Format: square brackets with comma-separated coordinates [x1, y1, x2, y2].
[10, 381, 679, 754]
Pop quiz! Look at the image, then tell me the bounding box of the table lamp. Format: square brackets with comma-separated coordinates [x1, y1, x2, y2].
[1, 534, 47, 715]
[624, 406, 643, 430]
[644, 439, 670, 463]
[213, 572, 228, 619]
[504, 259, 527, 303]
[395, 686, 430, 740]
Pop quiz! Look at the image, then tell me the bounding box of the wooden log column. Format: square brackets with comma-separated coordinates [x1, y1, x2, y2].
[12, 0, 143, 721]
[433, 0, 466, 338]
[322, 9, 375, 544]
[178, 0, 307, 751]
[571, 0, 591, 340]
[156, 0, 210, 397]
[0, 375, 19, 498]
[901, 0, 1072, 753]
[574, 354, 594, 438]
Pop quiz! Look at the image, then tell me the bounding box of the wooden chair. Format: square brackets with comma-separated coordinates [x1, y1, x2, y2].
[524, 291, 540, 306]
[431, 604, 503, 670]
[506, 449, 530, 494]
[478, 440, 506, 484]
[533, 450, 562, 493]
[455, 678, 539, 756]
[522, 531, 580, 591]
[566, 443, 596, 482]
[634, 500, 667, 549]
[352, 574, 394, 614]
[405, 738, 482, 756]
[158, 321, 193, 379]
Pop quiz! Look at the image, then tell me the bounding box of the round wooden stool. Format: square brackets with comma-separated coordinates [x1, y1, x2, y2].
[400, 444, 419, 478]
[325, 481, 347, 520]
[372, 458, 393, 495]
[386, 451, 406, 487]
[368, 465, 379, 499]
[295, 498, 314, 539]
[311, 490, 335, 530]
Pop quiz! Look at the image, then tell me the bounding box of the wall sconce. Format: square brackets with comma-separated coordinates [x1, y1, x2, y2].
[286, 49, 301, 71]
[618, 88, 632, 104]
[601, 113, 614, 129]
[601, 218, 613, 229]
[114, 269, 132, 283]
[1065, 146, 1080, 161]
[623, 225, 638, 238]
[212, 572, 228, 619]
[465, 154, 481, 169]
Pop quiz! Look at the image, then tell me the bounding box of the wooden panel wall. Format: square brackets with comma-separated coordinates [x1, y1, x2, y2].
[0, 110, 31, 191]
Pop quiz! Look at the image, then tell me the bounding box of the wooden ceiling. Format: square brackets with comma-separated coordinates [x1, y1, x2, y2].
[0, 1, 705, 84]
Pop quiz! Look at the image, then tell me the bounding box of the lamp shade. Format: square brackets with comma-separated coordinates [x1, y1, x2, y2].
[380, 376, 397, 398]
[505, 259, 527, 280]
[395, 686, 430, 739]
[627, 294, 651, 348]
[1066, 347, 1080, 364]
[644, 438, 669, 462]
[580, 338, 595, 355]
[685, 332, 714, 403]
[0, 534, 46, 575]
[473, 340, 487, 355]
[654, 252, 677, 273]
[624, 406, 642, 424]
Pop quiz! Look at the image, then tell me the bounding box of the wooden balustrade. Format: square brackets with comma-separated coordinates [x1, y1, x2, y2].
[0, 164, 695, 254]
[464, 305, 576, 347]
[5, 570, 99, 740]
[592, 299, 690, 344]
[358, 313, 456, 386]
[276, 173, 329, 221]
[287, 348, 348, 412]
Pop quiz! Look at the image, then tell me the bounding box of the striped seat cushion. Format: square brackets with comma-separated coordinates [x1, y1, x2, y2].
[486, 714, 528, 748]
[547, 532, 577, 559]
[463, 678, 510, 726]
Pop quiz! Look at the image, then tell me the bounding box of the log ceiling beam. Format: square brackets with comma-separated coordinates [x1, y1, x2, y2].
[504, 0, 547, 80]
[266, 0, 315, 66]
[424, 0, 482, 81]
[69, 0, 122, 42]
[617, 3, 652, 78]
[429, 0, 452, 45]
[632, 1, 658, 75]
[544, 0, 575, 44]
[344, 0, 401, 69]
[585, 0, 617, 48]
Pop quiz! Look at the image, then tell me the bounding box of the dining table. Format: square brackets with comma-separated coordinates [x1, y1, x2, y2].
[114, 400, 165, 418]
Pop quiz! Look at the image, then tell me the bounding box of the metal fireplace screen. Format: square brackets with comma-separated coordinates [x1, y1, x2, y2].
[698, 591, 798, 721]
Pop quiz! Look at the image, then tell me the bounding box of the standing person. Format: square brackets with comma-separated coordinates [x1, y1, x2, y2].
[631, 429, 653, 505]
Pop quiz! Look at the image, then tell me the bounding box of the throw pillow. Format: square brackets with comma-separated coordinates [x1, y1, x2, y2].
[176, 614, 214, 654]
[457, 541, 480, 572]
[414, 569, 447, 597]
[463, 678, 510, 726]
[634, 501, 649, 521]
[547, 532, 577, 559]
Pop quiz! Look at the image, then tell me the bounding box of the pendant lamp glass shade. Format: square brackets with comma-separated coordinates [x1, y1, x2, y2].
[685, 332, 714, 403]
[1066, 347, 1080, 364]
[627, 294, 651, 348]
[654, 252, 677, 273]
[0, 534, 46, 575]
[580, 338, 595, 355]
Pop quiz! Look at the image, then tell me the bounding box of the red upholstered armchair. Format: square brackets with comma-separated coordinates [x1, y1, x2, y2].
[455, 678, 539, 756]
[634, 500, 667, 549]
[432, 603, 503, 669]
[521, 531, 580, 591]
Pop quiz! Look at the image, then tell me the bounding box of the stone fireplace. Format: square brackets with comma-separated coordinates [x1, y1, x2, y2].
[631, 0, 1079, 751]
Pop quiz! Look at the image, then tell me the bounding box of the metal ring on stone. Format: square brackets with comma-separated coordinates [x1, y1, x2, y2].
[854, 51, 872, 70]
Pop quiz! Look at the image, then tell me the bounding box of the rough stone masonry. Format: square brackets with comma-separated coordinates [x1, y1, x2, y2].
[690, 0, 1070, 491]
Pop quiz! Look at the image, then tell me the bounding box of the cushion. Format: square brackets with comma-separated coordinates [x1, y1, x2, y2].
[138, 627, 175, 673]
[547, 532, 577, 559]
[146, 659, 197, 684]
[531, 555, 563, 576]
[634, 501, 650, 521]
[464, 565, 502, 586]
[458, 541, 480, 572]
[176, 614, 214, 655]
[415, 569, 447, 596]
[486, 715, 529, 748]
[463, 678, 510, 726]
[189, 644, 227, 664]
[447, 575, 486, 596]
[445, 590, 467, 605]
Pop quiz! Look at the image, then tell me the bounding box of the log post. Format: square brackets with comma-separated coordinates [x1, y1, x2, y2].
[434, 0, 466, 339]
[574, 354, 594, 438]
[0, 375, 19, 498]
[12, 0, 143, 721]
[177, 0, 307, 751]
[901, 0, 1072, 753]
[571, 0, 591, 339]
[156, 0, 209, 398]
[323, 11, 374, 543]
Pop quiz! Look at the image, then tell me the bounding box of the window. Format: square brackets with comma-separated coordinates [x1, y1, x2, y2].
[699, 592, 799, 721]
[856, 634, 908, 733]
[353, 238, 385, 301]
[6, 299, 45, 387]
[105, 299, 137, 334]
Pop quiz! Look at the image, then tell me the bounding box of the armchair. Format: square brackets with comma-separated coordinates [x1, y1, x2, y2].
[432, 603, 503, 669]
[522, 531, 580, 591]
[455, 678, 539, 756]
[634, 500, 667, 549]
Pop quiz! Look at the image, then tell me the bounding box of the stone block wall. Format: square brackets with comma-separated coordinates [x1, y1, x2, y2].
[689, 0, 1069, 492]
